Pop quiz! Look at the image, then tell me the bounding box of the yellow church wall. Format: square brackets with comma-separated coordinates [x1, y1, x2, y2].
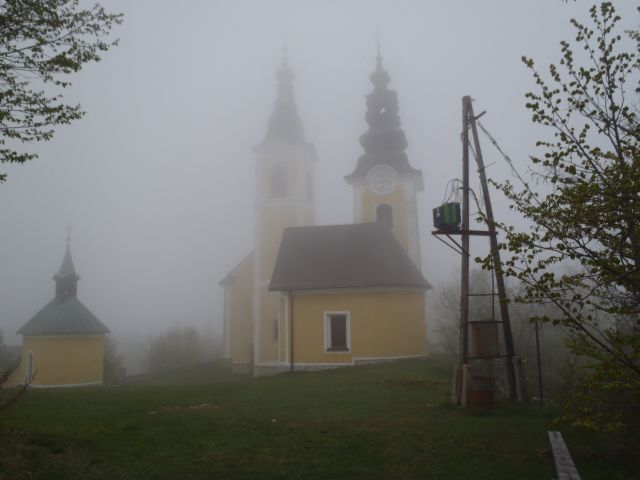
[13, 335, 105, 386]
[286, 290, 426, 365]
[361, 186, 409, 254]
[259, 205, 303, 280]
[278, 295, 287, 362]
[228, 254, 254, 366]
[258, 289, 280, 363]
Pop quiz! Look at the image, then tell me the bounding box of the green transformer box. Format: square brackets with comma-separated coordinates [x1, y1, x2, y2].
[433, 202, 461, 230]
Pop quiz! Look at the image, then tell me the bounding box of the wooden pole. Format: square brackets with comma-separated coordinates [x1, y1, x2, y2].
[457, 96, 471, 405]
[465, 97, 517, 401]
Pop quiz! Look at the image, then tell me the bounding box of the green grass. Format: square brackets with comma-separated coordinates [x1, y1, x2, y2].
[0, 358, 636, 479]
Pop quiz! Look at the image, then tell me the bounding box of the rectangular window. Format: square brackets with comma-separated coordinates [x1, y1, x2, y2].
[324, 312, 350, 352]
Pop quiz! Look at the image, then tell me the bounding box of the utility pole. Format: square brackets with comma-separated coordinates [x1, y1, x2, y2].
[457, 97, 471, 405]
[465, 96, 517, 401]
[436, 96, 518, 405]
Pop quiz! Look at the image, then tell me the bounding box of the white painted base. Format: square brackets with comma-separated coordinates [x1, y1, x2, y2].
[253, 353, 429, 375]
[28, 380, 103, 388]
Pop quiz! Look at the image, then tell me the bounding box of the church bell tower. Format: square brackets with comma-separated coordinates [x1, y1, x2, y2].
[252, 55, 317, 370]
[345, 43, 423, 270]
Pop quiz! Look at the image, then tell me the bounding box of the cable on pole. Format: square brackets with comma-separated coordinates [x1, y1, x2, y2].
[476, 120, 541, 206]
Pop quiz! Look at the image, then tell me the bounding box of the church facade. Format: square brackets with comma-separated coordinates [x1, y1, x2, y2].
[221, 49, 430, 375]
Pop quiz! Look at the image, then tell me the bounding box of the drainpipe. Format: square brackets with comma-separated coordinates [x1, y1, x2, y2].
[289, 291, 294, 372]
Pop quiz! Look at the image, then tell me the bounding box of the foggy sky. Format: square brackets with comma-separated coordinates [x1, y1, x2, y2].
[1, 1, 637, 358]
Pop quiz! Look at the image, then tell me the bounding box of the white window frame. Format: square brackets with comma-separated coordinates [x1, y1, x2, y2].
[324, 311, 351, 353]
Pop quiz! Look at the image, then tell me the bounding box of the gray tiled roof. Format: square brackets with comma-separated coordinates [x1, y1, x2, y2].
[269, 223, 431, 291]
[17, 297, 109, 336]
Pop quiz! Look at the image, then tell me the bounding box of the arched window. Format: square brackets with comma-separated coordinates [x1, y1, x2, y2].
[270, 165, 287, 198]
[376, 203, 393, 229]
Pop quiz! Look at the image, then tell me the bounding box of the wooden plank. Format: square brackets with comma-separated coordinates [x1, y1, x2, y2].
[548, 431, 581, 480]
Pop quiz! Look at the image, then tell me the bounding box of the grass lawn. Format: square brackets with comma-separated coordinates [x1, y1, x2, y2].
[0, 358, 636, 479]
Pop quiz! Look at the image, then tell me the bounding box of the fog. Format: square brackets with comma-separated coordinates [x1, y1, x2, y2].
[1, 1, 637, 370]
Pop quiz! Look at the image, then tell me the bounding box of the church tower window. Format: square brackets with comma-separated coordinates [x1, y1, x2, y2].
[270, 165, 287, 198]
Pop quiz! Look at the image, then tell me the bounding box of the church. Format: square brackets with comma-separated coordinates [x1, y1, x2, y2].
[221, 47, 431, 375]
[10, 240, 110, 387]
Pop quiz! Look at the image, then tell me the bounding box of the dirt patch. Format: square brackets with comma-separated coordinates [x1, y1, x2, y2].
[148, 403, 220, 414]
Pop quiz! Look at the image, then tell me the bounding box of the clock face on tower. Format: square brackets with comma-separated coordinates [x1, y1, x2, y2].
[366, 165, 398, 195]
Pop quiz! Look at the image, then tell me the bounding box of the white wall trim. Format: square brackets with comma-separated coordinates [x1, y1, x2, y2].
[398, 172, 423, 271]
[252, 209, 262, 367]
[283, 293, 290, 365]
[223, 284, 232, 359]
[271, 353, 428, 369]
[22, 334, 105, 339]
[28, 380, 102, 388]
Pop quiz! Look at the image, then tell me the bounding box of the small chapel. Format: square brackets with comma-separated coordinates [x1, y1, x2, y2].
[221, 46, 431, 375]
[10, 239, 109, 387]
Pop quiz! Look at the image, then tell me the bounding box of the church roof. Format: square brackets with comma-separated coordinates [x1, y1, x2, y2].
[220, 251, 254, 286]
[17, 241, 109, 336]
[55, 244, 78, 278]
[260, 57, 306, 147]
[17, 297, 109, 336]
[346, 49, 421, 180]
[269, 223, 431, 292]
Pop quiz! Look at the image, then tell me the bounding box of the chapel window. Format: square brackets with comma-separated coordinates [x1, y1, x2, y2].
[325, 312, 350, 352]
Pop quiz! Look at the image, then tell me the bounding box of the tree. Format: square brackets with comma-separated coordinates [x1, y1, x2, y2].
[0, 328, 29, 415]
[147, 326, 205, 374]
[103, 335, 124, 385]
[0, 328, 10, 371]
[0, 0, 122, 182]
[483, 2, 639, 433]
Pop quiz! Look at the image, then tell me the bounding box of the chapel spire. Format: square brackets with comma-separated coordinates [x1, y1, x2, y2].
[262, 52, 305, 146]
[53, 229, 79, 303]
[346, 41, 418, 179]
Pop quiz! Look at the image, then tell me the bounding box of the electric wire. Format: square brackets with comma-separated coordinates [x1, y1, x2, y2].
[476, 120, 541, 205]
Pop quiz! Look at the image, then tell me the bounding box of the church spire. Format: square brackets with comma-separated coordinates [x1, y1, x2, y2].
[53, 228, 79, 303]
[262, 52, 305, 146]
[346, 40, 418, 179]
